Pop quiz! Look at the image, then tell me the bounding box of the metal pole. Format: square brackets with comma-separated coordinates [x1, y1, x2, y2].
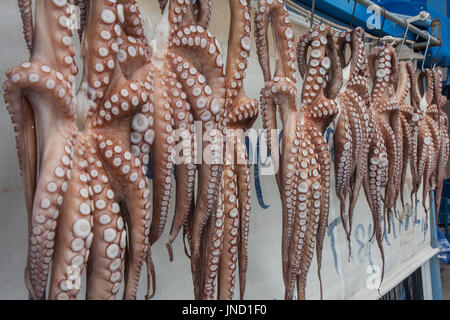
[355, 0, 441, 46]
[310, 0, 316, 29]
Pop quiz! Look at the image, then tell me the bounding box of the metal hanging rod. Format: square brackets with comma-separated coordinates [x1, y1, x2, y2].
[355, 0, 441, 47]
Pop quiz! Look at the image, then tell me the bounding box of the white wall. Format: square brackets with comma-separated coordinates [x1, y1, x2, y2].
[0, 0, 434, 300]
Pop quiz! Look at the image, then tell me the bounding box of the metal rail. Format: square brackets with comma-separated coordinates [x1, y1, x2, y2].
[355, 0, 441, 47]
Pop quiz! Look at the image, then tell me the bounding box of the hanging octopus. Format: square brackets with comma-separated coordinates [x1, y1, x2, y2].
[4, 0, 158, 300]
[255, 0, 342, 299]
[333, 27, 370, 251]
[431, 67, 449, 216]
[132, 0, 227, 300]
[411, 68, 438, 225]
[393, 61, 417, 214]
[367, 44, 402, 234]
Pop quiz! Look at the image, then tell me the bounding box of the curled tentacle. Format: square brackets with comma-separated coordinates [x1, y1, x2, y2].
[254, 0, 297, 83]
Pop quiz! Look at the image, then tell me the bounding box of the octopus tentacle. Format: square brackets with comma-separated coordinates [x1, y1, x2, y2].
[31, 0, 78, 83]
[259, 83, 282, 190]
[399, 114, 413, 211]
[332, 28, 368, 247]
[334, 99, 353, 240]
[362, 115, 388, 281]
[214, 0, 257, 300]
[254, 2, 300, 292]
[235, 139, 252, 300]
[84, 139, 126, 300]
[95, 135, 152, 300]
[254, 0, 296, 194]
[166, 73, 196, 255]
[18, 0, 33, 52]
[262, 79, 298, 288]
[376, 116, 398, 231]
[82, 0, 119, 104]
[286, 124, 321, 300]
[307, 125, 331, 298]
[368, 44, 402, 235]
[30, 136, 76, 300]
[433, 68, 449, 213]
[48, 137, 92, 301]
[192, 0, 212, 29]
[116, 34, 149, 78]
[4, 60, 77, 299]
[162, 0, 211, 31]
[202, 182, 225, 300]
[117, 0, 148, 50]
[146, 69, 175, 246]
[168, 52, 224, 266]
[254, 0, 297, 83]
[217, 145, 240, 300]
